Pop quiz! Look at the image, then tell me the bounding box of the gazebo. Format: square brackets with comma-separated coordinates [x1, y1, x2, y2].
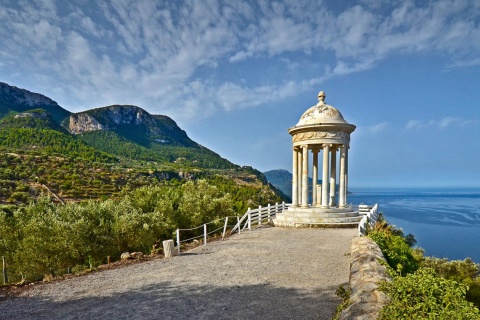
[274, 91, 362, 227]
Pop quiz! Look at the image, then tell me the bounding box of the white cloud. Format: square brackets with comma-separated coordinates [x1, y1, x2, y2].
[0, 0, 479, 120]
[406, 117, 479, 130]
[368, 122, 389, 133]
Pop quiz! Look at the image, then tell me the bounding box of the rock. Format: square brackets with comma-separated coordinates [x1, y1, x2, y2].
[120, 252, 144, 260]
[131, 252, 143, 260]
[120, 252, 132, 260]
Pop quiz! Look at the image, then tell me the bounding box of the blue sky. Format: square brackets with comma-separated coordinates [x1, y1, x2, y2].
[1, 0, 479, 188]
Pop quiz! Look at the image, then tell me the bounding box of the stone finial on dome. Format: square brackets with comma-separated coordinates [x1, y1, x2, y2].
[317, 91, 326, 103]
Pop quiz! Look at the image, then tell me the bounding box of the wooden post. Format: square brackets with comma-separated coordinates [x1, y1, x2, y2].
[258, 205, 262, 225]
[2, 256, 7, 285]
[237, 216, 240, 234]
[203, 224, 207, 246]
[248, 210, 251, 231]
[176, 229, 181, 256]
[163, 239, 175, 258]
[222, 217, 229, 240]
[107, 256, 111, 265]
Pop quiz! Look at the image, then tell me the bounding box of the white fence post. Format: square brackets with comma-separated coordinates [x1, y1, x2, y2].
[248, 209, 251, 231]
[176, 229, 181, 256]
[258, 205, 262, 225]
[204, 224, 207, 246]
[267, 203, 271, 222]
[237, 216, 240, 234]
[222, 217, 229, 240]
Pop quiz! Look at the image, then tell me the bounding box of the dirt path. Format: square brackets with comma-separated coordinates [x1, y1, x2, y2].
[0, 226, 356, 320]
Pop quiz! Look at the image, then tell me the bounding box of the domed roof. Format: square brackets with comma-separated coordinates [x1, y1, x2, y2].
[296, 91, 347, 126]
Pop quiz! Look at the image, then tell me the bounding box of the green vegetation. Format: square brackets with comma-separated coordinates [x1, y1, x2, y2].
[0, 82, 287, 286]
[368, 224, 420, 275]
[366, 215, 480, 318]
[379, 268, 480, 319]
[0, 179, 284, 283]
[0, 128, 117, 163]
[77, 130, 235, 169]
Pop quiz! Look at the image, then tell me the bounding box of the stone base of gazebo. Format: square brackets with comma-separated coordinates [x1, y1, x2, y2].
[273, 206, 362, 228]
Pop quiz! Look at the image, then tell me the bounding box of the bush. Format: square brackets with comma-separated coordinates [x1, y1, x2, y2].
[0, 180, 236, 283]
[368, 230, 420, 275]
[422, 257, 480, 308]
[379, 268, 480, 319]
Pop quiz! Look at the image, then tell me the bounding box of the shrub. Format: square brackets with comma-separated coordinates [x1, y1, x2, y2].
[422, 257, 480, 308]
[368, 230, 420, 275]
[379, 268, 480, 319]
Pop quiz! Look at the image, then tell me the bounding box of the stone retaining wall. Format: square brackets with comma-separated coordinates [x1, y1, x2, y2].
[339, 236, 391, 320]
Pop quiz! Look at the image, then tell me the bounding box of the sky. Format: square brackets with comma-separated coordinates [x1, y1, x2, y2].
[1, 0, 479, 188]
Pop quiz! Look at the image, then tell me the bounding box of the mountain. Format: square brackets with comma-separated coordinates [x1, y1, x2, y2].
[263, 169, 293, 200]
[68, 105, 235, 169]
[264, 169, 352, 203]
[0, 82, 71, 123]
[0, 82, 235, 169]
[0, 81, 287, 206]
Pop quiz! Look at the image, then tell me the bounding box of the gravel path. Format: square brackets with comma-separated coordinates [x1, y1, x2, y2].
[0, 226, 356, 320]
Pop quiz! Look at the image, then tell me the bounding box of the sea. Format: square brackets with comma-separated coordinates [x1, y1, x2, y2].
[348, 187, 480, 263]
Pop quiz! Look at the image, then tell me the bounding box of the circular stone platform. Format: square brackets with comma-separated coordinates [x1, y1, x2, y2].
[273, 206, 362, 228]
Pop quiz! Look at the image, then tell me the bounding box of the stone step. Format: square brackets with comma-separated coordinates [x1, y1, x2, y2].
[274, 215, 363, 224]
[273, 220, 360, 228]
[282, 211, 360, 218]
[286, 207, 354, 214]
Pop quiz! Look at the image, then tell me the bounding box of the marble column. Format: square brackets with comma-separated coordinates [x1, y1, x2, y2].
[329, 147, 337, 206]
[291, 147, 298, 207]
[301, 145, 309, 208]
[345, 146, 349, 206]
[321, 144, 330, 208]
[339, 145, 346, 207]
[297, 150, 302, 206]
[312, 149, 319, 206]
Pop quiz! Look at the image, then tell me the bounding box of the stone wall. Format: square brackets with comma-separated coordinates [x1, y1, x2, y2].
[339, 236, 391, 320]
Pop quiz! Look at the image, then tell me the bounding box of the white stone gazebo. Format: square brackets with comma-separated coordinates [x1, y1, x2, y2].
[274, 91, 362, 227]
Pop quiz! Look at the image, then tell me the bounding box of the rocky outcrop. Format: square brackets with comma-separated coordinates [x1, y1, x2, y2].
[14, 111, 48, 120]
[68, 105, 150, 134]
[68, 113, 106, 134]
[339, 237, 391, 320]
[67, 105, 194, 147]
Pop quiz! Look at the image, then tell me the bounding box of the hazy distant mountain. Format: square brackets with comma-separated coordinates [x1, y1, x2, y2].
[264, 169, 292, 200]
[0, 82, 71, 123]
[264, 169, 330, 202]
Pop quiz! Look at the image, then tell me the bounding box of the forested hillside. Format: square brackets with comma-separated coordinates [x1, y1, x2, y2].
[0, 82, 285, 212]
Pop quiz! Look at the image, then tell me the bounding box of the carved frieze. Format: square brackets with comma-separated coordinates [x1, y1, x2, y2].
[293, 131, 350, 142]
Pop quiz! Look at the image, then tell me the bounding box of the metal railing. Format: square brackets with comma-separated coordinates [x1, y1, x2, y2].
[358, 204, 379, 236]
